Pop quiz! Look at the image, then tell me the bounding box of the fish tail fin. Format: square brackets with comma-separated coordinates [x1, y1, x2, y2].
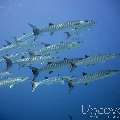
[65, 79, 74, 95]
[3, 56, 13, 71]
[32, 80, 40, 92]
[64, 32, 71, 39]
[29, 66, 40, 80]
[28, 23, 40, 41]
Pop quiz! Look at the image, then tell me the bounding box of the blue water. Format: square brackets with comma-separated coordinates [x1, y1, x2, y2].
[0, 0, 120, 120]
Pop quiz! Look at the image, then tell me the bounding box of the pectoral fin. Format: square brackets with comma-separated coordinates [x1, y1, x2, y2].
[32, 80, 40, 92]
[10, 84, 14, 88]
[41, 42, 51, 47]
[69, 62, 77, 72]
[50, 32, 54, 36]
[64, 32, 71, 39]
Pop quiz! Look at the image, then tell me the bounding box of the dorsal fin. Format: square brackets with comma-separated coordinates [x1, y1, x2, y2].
[49, 71, 53, 74]
[64, 58, 68, 60]
[21, 56, 25, 59]
[47, 62, 53, 65]
[58, 73, 61, 77]
[64, 32, 71, 39]
[3, 56, 13, 71]
[28, 51, 35, 57]
[5, 40, 11, 45]
[44, 76, 48, 79]
[28, 23, 40, 40]
[85, 55, 89, 58]
[3, 45, 6, 47]
[49, 23, 54, 26]
[41, 42, 51, 47]
[50, 32, 54, 36]
[82, 72, 87, 76]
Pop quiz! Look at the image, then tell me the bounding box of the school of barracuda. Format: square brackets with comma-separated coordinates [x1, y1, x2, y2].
[0, 20, 120, 92]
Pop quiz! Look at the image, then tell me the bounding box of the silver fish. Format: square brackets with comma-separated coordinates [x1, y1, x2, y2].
[3, 55, 55, 70]
[66, 53, 120, 66]
[28, 20, 95, 40]
[0, 76, 29, 88]
[65, 69, 120, 87]
[15, 55, 55, 66]
[30, 58, 76, 80]
[33, 41, 81, 56]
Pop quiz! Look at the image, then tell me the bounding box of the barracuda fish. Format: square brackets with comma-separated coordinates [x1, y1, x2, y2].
[0, 39, 35, 54]
[32, 41, 81, 56]
[3, 55, 55, 70]
[28, 20, 95, 40]
[73, 53, 120, 66]
[63, 53, 120, 68]
[32, 76, 66, 92]
[64, 69, 120, 88]
[30, 58, 77, 80]
[0, 76, 29, 88]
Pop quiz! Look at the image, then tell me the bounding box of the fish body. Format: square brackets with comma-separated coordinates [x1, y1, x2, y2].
[28, 20, 95, 39]
[30, 58, 76, 80]
[32, 76, 66, 92]
[66, 69, 120, 86]
[67, 53, 120, 66]
[39, 20, 95, 34]
[0, 77, 29, 88]
[15, 55, 55, 66]
[3, 54, 56, 70]
[34, 41, 81, 56]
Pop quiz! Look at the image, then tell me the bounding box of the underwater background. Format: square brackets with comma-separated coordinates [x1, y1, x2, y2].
[0, 0, 120, 120]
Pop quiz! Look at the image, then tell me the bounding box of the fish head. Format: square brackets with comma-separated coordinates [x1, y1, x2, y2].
[72, 20, 95, 29]
[104, 70, 120, 76]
